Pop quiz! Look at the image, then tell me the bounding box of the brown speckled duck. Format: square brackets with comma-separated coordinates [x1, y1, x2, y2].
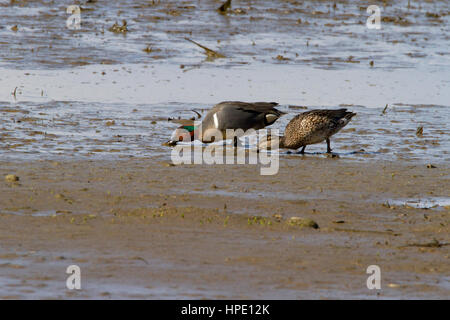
[260, 109, 356, 153]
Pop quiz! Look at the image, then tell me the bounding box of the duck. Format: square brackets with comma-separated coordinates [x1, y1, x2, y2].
[259, 109, 356, 153]
[166, 101, 285, 146]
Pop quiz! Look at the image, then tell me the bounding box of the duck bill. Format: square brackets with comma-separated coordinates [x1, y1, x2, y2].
[163, 140, 178, 147]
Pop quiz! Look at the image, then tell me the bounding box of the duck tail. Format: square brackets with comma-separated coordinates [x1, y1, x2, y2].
[265, 107, 286, 125]
[339, 111, 356, 126]
[344, 111, 356, 120]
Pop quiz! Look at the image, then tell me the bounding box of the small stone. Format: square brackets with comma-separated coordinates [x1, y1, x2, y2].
[108, 20, 128, 33]
[272, 213, 283, 221]
[143, 45, 152, 53]
[5, 174, 19, 182]
[233, 8, 246, 14]
[275, 55, 290, 61]
[327, 153, 339, 158]
[289, 217, 319, 229]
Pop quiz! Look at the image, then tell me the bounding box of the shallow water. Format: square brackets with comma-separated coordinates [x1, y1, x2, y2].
[0, 0, 448, 70]
[0, 99, 448, 163]
[388, 197, 450, 210]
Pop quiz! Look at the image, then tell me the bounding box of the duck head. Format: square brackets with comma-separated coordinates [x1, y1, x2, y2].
[258, 134, 285, 150]
[164, 110, 202, 146]
[165, 124, 197, 146]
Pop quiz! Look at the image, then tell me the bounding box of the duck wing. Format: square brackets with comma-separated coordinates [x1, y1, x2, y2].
[288, 109, 355, 129]
[215, 101, 283, 116]
[283, 109, 356, 145]
[204, 101, 284, 131]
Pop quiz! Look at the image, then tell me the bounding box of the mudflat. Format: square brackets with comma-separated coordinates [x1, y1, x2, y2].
[0, 158, 448, 299]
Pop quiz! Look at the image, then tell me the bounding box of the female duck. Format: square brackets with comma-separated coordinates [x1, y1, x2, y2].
[260, 109, 356, 153]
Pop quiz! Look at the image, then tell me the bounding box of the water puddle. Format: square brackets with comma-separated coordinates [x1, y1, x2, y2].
[387, 197, 450, 210]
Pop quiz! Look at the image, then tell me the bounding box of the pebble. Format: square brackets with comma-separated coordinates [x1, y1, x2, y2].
[289, 217, 319, 229]
[5, 174, 19, 182]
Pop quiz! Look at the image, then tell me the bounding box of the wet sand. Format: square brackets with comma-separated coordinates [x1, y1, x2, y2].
[1, 158, 449, 299]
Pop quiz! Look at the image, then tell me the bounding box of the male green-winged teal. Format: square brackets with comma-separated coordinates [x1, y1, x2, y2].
[260, 109, 356, 153]
[166, 101, 285, 145]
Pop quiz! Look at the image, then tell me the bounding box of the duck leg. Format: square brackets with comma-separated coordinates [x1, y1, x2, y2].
[326, 138, 332, 153]
[297, 146, 306, 154]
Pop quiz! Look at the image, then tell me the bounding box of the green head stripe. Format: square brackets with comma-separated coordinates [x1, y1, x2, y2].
[182, 125, 196, 132]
